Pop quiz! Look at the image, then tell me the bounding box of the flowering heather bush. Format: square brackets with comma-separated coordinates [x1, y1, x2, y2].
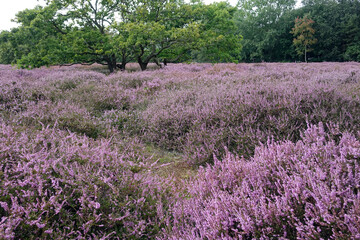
[140, 62, 360, 164]
[164, 123, 360, 239]
[1, 62, 360, 239]
[0, 66, 136, 138]
[0, 123, 174, 239]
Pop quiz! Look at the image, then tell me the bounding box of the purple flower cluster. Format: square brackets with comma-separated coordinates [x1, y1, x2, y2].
[164, 123, 360, 239]
[0, 123, 173, 239]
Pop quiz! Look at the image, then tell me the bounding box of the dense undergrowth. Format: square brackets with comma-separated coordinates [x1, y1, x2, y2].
[1, 62, 360, 239]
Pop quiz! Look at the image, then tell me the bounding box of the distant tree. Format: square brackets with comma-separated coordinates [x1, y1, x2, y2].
[0, 31, 16, 64]
[294, 0, 360, 62]
[0, 6, 62, 67]
[341, 1, 360, 61]
[0, 2, 122, 72]
[236, 0, 296, 62]
[291, 16, 317, 62]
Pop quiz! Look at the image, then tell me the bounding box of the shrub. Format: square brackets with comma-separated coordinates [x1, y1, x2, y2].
[0, 123, 174, 239]
[164, 124, 360, 239]
[142, 72, 360, 165]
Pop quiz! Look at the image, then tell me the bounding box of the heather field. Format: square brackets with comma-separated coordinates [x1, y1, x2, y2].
[1, 62, 360, 239]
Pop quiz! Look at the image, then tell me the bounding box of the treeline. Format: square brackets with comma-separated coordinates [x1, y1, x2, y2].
[0, 0, 359, 72]
[238, 0, 360, 62]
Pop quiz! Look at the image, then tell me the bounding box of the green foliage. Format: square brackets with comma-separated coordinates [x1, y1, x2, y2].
[236, 0, 296, 62]
[0, 31, 16, 64]
[0, 0, 243, 70]
[345, 44, 360, 61]
[118, 0, 202, 70]
[191, 2, 243, 63]
[0, 5, 68, 68]
[233, 0, 360, 63]
[2, 0, 359, 65]
[297, 0, 360, 62]
[342, 4, 360, 61]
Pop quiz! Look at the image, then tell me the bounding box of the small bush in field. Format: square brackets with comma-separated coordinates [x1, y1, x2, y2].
[58, 80, 78, 91]
[163, 124, 360, 239]
[57, 112, 101, 139]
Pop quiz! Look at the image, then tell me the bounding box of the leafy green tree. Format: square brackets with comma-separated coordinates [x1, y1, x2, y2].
[11, 5, 65, 68]
[48, 0, 202, 71]
[341, 1, 360, 61]
[291, 15, 317, 62]
[118, 0, 201, 70]
[0, 5, 62, 67]
[0, 31, 16, 64]
[297, 0, 360, 62]
[236, 0, 296, 62]
[2, 0, 134, 72]
[41, 0, 127, 72]
[126, 21, 200, 70]
[191, 2, 243, 63]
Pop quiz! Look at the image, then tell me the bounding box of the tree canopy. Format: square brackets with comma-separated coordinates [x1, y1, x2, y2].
[0, 0, 242, 72]
[0, 0, 360, 70]
[235, 0, 360, 62]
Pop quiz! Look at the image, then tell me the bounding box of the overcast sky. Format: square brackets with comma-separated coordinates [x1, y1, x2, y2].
[0, 0, 299, 31]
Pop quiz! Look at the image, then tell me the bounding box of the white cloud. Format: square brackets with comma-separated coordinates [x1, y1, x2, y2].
[0, 0, 46, 31]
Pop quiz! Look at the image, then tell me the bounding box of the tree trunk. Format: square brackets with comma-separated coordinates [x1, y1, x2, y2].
[106, 55, 117, 73]
[108, 63, 115, 73]
[116, 58, 127, 71]
[138, 57, 148, 71]
[305, 45, 307, 63]
[140, 62, 148, 71]
[121, 59, 127, 71]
